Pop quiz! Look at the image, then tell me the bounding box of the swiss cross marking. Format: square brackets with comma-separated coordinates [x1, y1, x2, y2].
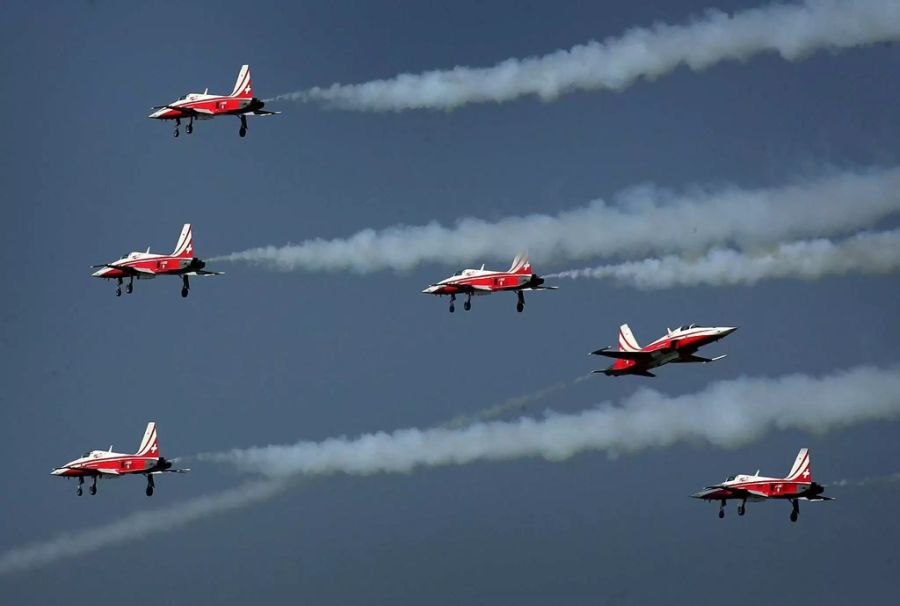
[150, 444, 158, 453]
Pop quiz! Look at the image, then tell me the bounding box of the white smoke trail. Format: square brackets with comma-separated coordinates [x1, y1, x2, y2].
[201, 366, 900, 478]
[829, 472, 900, 487]
[0, 479, 289, 576]
[0, 376, 577, 575]
[279, 0, 900, 111]
[548, 229, 900, 288]
[212, 167, 900, 273]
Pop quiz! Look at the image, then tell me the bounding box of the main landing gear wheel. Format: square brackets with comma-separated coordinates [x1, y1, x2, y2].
[239, 115, 248, 137]
[790, 511, 798, 523]
[146, 485, 154, 496]
[516, 291, 525, 313]
[89, 485, 97, 495]
[516, 302, 524, 313]
[181, 275, 190, 298]
[76, 487, 83, 496]
[116, 287, 122, 297]
[186, 123, 193, 135]
[181, 287, 189, 298]
[125, 283, 133, 294]
[464, 300, 471, 311]
[173, 128, 179, 138]
[738, 505, 746, 516]
[718, 509, 724, 519]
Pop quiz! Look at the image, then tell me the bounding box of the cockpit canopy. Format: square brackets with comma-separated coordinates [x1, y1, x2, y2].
[675, 323, 698, 332]
[726, 475, 737, 481]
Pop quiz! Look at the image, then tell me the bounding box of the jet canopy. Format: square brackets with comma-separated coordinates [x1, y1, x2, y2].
[675, 324, 698, 332]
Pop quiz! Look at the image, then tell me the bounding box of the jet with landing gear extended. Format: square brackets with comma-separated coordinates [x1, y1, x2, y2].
[590, 323, 737, 377]
[51, 422, 189, 497]
[422, 253, 557, 313]
[149, 65, 280, 138]
[691, 448, 833, 522]
[91, 223, 223, 298]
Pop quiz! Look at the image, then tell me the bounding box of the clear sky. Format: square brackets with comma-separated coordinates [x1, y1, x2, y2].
[1, 1, 898, 604]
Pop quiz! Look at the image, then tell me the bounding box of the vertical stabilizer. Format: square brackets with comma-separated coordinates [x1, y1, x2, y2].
[171, 224, 194, 258]
[508, 252, 532, 275]
[231, 65, 253, 98]
[135, 422, 160, 458]
[786, 448, 811, 481]
[618, 324, 641, 351]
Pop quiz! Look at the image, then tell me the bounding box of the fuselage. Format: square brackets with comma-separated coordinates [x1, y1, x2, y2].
[422, 268, 544, 295]
[92, 251, 206, 279]
[51, 450, 161, 477]
[692, 474, 824, 502]
[148, 92, 266, 120]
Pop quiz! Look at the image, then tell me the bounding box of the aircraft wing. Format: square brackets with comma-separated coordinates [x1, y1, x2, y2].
[184, 270, 224, 276]
[451, 284, 493, 293]
[705, 485, 769, 499]
[62, 466, 120, 476]
[590, 349, 654, 360]
[91, 264, 155, 276]
[671, 354, 727, 364]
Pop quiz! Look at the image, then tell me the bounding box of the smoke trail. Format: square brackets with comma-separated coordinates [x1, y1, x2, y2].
[279, 0, 900, 111]
[0, 376, 576, 575]
[442, 375, 590, 430]
[212, 167, 900, 273]
[0, 479, 289, 576]
[548, 229, 900, 288]
[201, 366, 900, 478]
[829, 472, 900, 487]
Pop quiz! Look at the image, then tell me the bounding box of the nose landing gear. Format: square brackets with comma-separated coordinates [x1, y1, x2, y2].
[464, 294, 472, 311]
[125, 277, 134, 294]
[173, 118, 181, 138]
[448, 294, 456, 313]
[89, 476, 98, 495]
[115, 277, 123, 297]
[186, 117, 193, 135]
[76, 476, 84, 497]
[718, 499, 725, 519]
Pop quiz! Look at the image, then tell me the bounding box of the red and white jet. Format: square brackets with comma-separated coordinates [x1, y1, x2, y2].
[591, 323, 737, 377]
[692, 448, 833, 522]
[51, 422, 189, 497]
[422, 254, 557, 313]
[149, 65, 279, 138]
[91, 223, 222, 297]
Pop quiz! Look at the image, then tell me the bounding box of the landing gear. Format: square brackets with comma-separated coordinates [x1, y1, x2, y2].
[790, 499, 799, 523]
[76, 476, 84, 496]
[146, 474, 155, 497]
[115, 277, 123, 297]
[239, 115, 248, 138]
[449, 294, 456, 313]
[181, 275, 190, 298]
[738, 500, 746, 516]
[516, 291, 525, 313]
[186, 117, 193, 135]
[89, 476, 97, 496]
[125, 277, 134, 294]
[464, 294, 472, 311]
[173, 118, 181, 138]
[718, 499, 725, 519]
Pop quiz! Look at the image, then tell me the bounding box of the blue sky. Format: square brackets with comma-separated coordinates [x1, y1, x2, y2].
[1, 1, 898, 604]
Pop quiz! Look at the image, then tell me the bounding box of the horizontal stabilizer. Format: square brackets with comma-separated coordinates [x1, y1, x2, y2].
[184, 270, 224, 276]
[250, 110, 281, 116]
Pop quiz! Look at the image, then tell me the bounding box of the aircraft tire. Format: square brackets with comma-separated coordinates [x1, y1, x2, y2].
[146, 486, 154, 497]
[449, 304, 455, 313]
[126, 284, 133, 294]
[790, 511, 798, 523]
[89, 485, 96, 496]
[239, 127, 247, 137]
[76, 487, 82, 497]
[516, 302, 524, 313]
[464, 301, 471, 311]
[116, 288, 121, 297]
[738, 506, 745, 516]
[718, 510, 724, 519]
[173, 128, 179, 138]
[186, 124, 193, 134]
[181, 287, 189, 298]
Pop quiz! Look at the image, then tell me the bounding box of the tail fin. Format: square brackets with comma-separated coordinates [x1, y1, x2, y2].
[135, 422, 160, 458]
[785, 448, 812, 482]
[508, 252, 533, 275]
[230, 65, 253, 98]
[171, 224, 194, 258]
[618, 324, 641, 352]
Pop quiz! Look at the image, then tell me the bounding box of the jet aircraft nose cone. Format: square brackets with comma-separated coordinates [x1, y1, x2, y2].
[422, 285, 437, 294]
[719, 326, 738, 336]
[50, 468, 65, 475]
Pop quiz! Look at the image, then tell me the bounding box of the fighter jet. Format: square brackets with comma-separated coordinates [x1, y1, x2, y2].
[591, 323, 737, 377]
[149, 65, 279, 137]
[422, 253, 557, 313]
[692, 448, 833, 522]
[91, 223, 222, 297]
[51, 422, 189, 496]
